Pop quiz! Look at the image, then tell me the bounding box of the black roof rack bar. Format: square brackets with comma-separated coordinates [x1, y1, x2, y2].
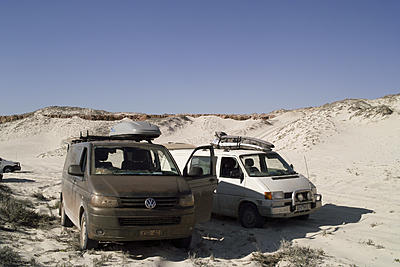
[71, 132, 154, 144]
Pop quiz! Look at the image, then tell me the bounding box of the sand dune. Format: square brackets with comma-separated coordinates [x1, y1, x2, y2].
[0, 94, 399, 266]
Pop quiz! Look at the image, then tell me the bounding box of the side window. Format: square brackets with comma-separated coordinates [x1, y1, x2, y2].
[220, 157, 242, 178]
[242, 155, 262, 174]
[183, 146, 216, 178]
[79, 148, 87, 173]
[190, 156, 211, 176]
[157, 150, 173, 172]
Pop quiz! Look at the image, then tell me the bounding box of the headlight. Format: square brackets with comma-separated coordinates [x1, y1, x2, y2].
[91, 195, 119, 208]
[297, 194, 304, 201]
[264, 191, 284, 200]
[179, 194, 194, 207]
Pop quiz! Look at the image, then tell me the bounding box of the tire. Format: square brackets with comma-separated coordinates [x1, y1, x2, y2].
[239, 203, 265, 228]
[0, 173, 3, 181]
[80, 212, 98, 250]
[3, 167, 13, 173]
[172, 235, 192, 249]
[60, 201, 73, 227]
[297, 214, 310, 220]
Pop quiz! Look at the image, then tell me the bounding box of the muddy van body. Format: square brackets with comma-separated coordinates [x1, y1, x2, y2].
[169, 133, 322, 228]
[60, 121, 217, 249]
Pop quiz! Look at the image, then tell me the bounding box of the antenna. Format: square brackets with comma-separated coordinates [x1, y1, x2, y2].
[304, 155, 310, 179]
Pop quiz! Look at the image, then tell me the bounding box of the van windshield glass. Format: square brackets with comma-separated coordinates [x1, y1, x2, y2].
[240, 153, 296, 177]
[93, 146, 179, 176]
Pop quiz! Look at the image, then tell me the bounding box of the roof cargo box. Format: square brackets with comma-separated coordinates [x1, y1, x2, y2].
[110, 120, 161, 139]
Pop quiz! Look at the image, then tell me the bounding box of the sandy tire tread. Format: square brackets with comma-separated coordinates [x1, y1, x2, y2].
[239, 203, 265, 228]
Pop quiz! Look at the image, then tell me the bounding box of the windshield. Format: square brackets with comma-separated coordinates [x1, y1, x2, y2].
[93, 145, 179, 176]
[240, 152, 296, 177]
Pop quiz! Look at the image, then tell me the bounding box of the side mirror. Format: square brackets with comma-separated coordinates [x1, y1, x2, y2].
[290, 164, 294, 170]
[68, 165, 84, 176]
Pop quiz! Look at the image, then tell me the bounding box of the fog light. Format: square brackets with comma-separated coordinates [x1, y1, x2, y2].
[96, 229, 104, 235]
[297, 194, 304, 201]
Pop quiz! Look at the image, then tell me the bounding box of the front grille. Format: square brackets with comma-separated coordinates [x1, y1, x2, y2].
[119, 196, 178, 209]
[119, 216, 181, 226]
[284, 192, 292, 199]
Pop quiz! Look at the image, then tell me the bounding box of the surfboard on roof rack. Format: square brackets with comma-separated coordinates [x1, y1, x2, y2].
[211, 131, 274, 152]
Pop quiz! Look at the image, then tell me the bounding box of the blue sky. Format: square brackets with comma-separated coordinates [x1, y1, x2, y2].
[0, 1, 399, 115]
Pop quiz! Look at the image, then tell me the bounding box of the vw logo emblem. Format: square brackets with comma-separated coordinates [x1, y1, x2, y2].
[144, 198, 156, 209]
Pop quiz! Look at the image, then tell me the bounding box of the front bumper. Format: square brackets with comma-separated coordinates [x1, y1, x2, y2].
[87, 205, 195, 242]
[258, 194, 322, 218]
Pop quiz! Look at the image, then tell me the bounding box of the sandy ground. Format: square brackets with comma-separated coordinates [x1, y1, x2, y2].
[0, 94, 399, 266]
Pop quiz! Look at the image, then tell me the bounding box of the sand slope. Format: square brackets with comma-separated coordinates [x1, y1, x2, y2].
[0, 94, 399, 266]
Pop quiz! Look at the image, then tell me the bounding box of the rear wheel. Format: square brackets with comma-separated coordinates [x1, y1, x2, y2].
[80, 212, 98, 250]
[172, 235, 192, 249]
[239, 203, 265, 228]
[3, 167, 12, 173]
[60, 201, 73, 227]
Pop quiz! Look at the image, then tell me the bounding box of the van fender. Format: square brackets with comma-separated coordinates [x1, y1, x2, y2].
[78, 198, 90, 230]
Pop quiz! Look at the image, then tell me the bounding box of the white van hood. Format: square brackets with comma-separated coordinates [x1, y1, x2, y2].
[255, 174, 311, 193]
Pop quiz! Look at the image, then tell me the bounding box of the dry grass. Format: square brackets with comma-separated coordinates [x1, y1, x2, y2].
[0, 246, 24, 267]
[31, 192, 49, 201]
[363, 239, 385, 249]
[0, 184, 56, 228]
[252, 240, 325, 267]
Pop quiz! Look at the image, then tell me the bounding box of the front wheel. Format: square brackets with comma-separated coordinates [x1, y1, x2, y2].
[239, 203, 265, 228]
[80, 212, 98, 250]
[172, 235, 192, 249]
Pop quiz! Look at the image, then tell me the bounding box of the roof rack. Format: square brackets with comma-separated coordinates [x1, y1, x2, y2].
[71, 121, 161, 144]
[211, 131, 274, 152]
[71, 131, 155, 144]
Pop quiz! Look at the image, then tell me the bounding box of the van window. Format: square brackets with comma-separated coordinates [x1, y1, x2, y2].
[220, 157, 242, 178]
[240, 152, 296, 177]
[79, 148, 87, 173]
[93, 146, 179, 176]
[190, 156, 211, 176]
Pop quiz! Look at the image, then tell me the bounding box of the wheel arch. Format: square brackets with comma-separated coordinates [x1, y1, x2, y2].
[79, 206, 85, 228]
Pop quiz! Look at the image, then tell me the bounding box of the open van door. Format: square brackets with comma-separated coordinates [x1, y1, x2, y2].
[183, 145, 218, 223]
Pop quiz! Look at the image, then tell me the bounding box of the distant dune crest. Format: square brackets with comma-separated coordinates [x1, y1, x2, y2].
[0, 93, 398, 158]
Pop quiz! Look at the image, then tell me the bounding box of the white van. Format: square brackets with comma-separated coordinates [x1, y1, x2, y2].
[167, 133, 322, 228]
